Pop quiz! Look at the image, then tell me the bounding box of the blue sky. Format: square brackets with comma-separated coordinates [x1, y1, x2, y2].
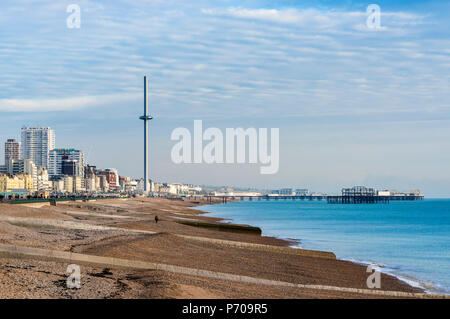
[0, 0, 449, 196]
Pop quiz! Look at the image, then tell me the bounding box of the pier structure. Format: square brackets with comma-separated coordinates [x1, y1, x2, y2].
[206, 186, 424, 204]
[206, 194, 327, 204]
[327, 186, 388, 204]
[327, 186, 423, 204]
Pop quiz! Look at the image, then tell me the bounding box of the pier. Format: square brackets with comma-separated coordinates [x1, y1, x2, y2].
[327, 186, 424, 204]
[206, 194, 326, 204]
[206, 186, 424, 204]
[327, 186, 389, 204]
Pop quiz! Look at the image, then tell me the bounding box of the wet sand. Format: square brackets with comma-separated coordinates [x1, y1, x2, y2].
[0, 197, 435, 298]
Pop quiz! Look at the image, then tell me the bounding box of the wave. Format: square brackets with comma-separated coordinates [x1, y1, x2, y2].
[344, 258, 449, 295]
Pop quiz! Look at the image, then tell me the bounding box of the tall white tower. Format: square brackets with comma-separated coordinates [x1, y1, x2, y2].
[21, 127, 55, 168]
[139, 76, 153, 194]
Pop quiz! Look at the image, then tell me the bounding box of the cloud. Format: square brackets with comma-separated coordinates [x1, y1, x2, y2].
[0, 93, 139, 112]
[0, 1, 446, 120]
[201, 7, 425, 31]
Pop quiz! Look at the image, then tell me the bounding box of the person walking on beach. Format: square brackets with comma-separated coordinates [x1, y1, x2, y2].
[155, 215, 159, 224]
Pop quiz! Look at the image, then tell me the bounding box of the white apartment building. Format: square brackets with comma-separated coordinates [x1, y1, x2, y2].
[21, 127, 55, 168]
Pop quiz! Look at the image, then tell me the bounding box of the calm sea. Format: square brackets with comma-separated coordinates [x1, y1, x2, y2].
[201, 199, 450, 294]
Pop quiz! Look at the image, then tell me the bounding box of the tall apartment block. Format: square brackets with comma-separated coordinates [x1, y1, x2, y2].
[4, 139, 21, 164]
[21, 127, 55, 168]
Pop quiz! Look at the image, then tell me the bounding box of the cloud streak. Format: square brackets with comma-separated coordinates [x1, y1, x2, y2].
[0, 2, 445, 118]
[201, 7, 425, 31]
[0, 93, 139, 112]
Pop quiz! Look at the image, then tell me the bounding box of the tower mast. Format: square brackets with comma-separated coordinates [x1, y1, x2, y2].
[139, 76, 153, 194]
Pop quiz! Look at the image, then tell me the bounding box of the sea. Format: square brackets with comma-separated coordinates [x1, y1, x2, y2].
[200, 199, 450, 294]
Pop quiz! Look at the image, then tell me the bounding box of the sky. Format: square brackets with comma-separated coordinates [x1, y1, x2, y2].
[0, 0, 449, 196]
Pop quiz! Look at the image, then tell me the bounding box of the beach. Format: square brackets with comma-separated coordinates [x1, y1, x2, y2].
[0, 197, 442, 299]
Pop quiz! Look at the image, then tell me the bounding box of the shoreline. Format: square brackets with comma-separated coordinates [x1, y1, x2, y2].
[343, 258, 443, 295]
[194, 200, 443, 296]
[0, 197, 440, 298]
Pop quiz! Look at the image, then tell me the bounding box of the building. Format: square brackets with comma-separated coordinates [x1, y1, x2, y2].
[61, 157, 79, 176]
[106, 168, 119, 189]
[97, 169, 118, 190]
[84, 165, 96, 178]
[136, 178, 150, 193]
[84, 176, 97, 192]
[0, 159, 37, 191]
[5, 139, 21, 164]
[0, 174, 33, 193]
[98, 175, 109, 192]
[95, 176, 101, 191]
[171, 183, 203, 195]
[158, 183, 178, 195]
[125, 180, 138, 192]
[295, 189, 309, 196]
[63, 176, 74, 193]
[21, 127, 55, 168]
[279, 188, 294, 195]
[51, 179, 65, 193]
[37, 167, 50, 191]
[48, 148, 84, 177]
[72, 176, 83, 193]
[119, 176, 131, 190]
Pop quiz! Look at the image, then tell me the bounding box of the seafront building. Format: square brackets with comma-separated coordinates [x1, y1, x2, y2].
[73, 176, 83, 193]
[51, 179, 65, 193]
[48, 148, 84, 177]
[4, 139, 21, 163]
[0, 174, 34, 193]
[1, 126, 208, 199]
[84, 175, 97, 193]
[62, 176, 74, 193]
[21, 127, 55, 168]
[151, 182, 203, 196]
[36, 167, 50, 191]
[97, 169, 117, 191]
[97, 174, 110, 192]
[0, 159, 37, 191]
